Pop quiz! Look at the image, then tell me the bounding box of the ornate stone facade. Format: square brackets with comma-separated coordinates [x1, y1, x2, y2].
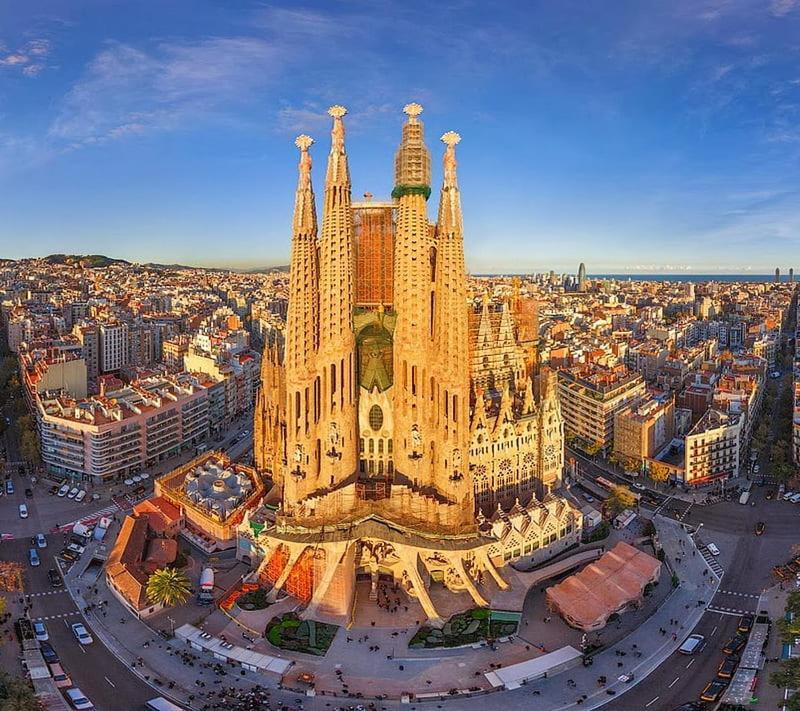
[248, 105, 579, 624]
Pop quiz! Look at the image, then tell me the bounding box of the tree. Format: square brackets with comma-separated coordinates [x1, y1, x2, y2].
[0, 671, 42, 711]
[19, 431, 38, 467]
[605, 485, 637, 517]
[771, 658, 800, 703]
[146, 567, 191, 607]
[774, 462, 793, 482]
[649, 461, 671, 484]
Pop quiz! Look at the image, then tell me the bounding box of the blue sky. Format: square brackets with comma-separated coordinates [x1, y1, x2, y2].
[1, 0, 799, 273]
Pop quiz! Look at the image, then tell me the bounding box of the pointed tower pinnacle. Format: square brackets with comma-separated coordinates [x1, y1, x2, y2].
[292, 135, 316, 236]
[393, 103, 431, 199]
[326, 105, 350, 187]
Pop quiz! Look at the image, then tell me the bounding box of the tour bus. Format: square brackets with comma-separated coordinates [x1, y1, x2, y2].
[145, 698, 185, 711]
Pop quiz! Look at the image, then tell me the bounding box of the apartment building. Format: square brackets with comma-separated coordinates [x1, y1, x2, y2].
[21, 350, 88, 401]
[682, 409, 741, 486]
[557, 365, 646, 453]
[99, 322, 128, 373]
[35, 373, 210, 483]
[613, 394, 675, 463]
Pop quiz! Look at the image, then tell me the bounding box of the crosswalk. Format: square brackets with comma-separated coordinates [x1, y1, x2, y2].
[717, 589, 759, 600]
[699, 546, 725, 579]
[27, 590, 68, 598]
[676, 502, 693, 522]
[707, 605, 754, 616]
[33, 611, 81, 621]
[707, 588, 760, 616]
[54, 503, 121, 533]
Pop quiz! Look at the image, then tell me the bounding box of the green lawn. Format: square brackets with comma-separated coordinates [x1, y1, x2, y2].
[409, 609, 520, 649]
[264, 612, 338, 656]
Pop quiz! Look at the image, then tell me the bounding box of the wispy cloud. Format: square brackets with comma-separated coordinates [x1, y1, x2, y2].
[0, 38, 51, 77]
[770, 0, 797, 16]
[49, 37, 281, 145]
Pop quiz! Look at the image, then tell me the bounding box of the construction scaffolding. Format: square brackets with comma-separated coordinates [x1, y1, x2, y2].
[353, 201, 395, 307]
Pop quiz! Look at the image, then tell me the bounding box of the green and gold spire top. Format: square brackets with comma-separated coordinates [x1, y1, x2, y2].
[392, 102, 431, 200]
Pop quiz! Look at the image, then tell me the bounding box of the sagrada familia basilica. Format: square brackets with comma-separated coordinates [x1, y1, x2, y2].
[247, 104, 581, 624]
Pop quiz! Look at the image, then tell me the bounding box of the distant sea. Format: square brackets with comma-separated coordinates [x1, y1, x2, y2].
[590, 274, 788, 283]
[475, 273, 790, 283]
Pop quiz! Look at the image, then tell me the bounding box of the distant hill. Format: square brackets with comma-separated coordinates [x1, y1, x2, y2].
[23, 254, 287, 273]
[43, 254, 131, 268]
[241, 265, 289, 274]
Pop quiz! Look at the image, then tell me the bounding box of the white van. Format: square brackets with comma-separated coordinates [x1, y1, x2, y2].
[679, 633, 705, 655]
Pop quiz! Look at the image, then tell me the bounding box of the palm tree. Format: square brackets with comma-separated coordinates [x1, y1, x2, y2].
[146, 567, 191, 607]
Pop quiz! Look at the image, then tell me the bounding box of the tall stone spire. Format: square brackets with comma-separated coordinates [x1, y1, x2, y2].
[317, 106, 358, 487]
[286, 135, 319, 375]
[432, 131, 471, 512]
[392, 104, 437, 489]
[284, 135, 321, 511]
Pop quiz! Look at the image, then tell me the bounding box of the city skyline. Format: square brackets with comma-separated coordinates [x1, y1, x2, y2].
[2, 0, 800, 271]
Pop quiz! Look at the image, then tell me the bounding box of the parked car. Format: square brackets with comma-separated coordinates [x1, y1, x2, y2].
[5, 480, 13, 495]
[706, 543, 720, 556]
[678, 634, 705, 655]
[699, 679, 729, 702]
[33, 621, 48, 641]
[67, 487, 79, 499]
[75, 490, 87, 503]
[791, 494, 800, 504]
[36, 533, 47, 548]
[583, 493, 595, 502]
[722, 634, 747, 655]
[47, 569, 63, 588]
[755, 522, 766, 536]
[65, 687, 94, 710]
[753, 464, 760, 474]
[717, 655, 739, 679]
[57, 484, 69, 497]
[18, 504, 28, 518]
[48, 662, 71, 688]
[71, 622, 93, 645]
[783, 491, 795, 501]
[48, 485, 59, 495]
[60, 548, 78, 562]
[28, 549, 40, 567]
[738, 614, 754, 634]
[39, 641, 58, 664]
[66, 542, 86, 556]
[632, 482, 646, 491]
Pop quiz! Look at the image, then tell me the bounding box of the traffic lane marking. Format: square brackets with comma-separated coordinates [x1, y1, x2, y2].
[645, 696, 660, 707]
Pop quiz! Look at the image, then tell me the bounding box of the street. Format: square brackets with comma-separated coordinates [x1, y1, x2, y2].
[0, 413, 253, 711]
[1, 535, 155, 710]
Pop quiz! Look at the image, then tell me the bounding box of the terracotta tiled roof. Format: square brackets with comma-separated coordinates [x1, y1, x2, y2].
[545, 541, 661, 630]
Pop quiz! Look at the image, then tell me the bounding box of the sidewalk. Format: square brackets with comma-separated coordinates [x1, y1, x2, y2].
[62, 556, 278, 710]
[56, 510, 718, 711]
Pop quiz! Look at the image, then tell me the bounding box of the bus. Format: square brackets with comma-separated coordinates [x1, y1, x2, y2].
[145, 698, 186, 711]
[595, 476, 615, 491]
